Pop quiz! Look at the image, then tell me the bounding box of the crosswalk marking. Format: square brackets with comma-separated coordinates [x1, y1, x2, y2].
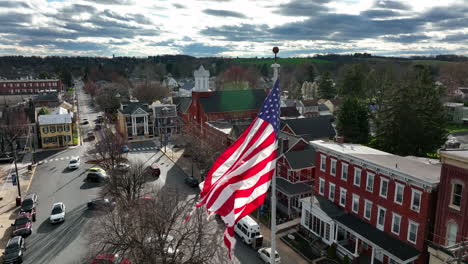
[60, 157, 64, 160]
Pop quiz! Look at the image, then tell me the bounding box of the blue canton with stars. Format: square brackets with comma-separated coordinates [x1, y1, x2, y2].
[258, 79, 281, 134]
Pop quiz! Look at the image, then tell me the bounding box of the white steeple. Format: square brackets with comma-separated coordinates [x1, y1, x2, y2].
[193, 65, 210, 92]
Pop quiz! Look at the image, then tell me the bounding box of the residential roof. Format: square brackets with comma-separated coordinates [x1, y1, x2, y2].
[198, 89, 267, 113]
[311, 140, 441, 185]
[318, 104, 329, 111]
[38, 113, 72, 125]
[458, 87, 468, 94]
[35, 92, 59, 102]
[181, 81, 194, 91]
[301, 99, 319, 107]
[153, 104, 177, 118]
[281, 99, 298, 107]
[279, 132, 307, 153]
[335, 214, 420, 262]
[276, 177, 313, 196]
[308, 196, 346, 218]
[173, 97, 191, 113]
[118, 102, 150, 115]
[280, 106, 300, 118]
[281, 116, 336, 141]
[284, 148, 316, 169]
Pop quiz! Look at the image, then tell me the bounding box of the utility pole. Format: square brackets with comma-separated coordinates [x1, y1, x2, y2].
[13, 148, 21, 198]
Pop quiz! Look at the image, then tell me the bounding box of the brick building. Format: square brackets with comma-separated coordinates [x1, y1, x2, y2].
[428, 150, 468, 264]
[301, 140, 440, 264]
[0, 80, 62, 95]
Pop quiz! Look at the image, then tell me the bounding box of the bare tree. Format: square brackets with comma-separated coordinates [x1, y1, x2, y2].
[87, 129, 127, 171]
[87, 186, 224, 264]
[0, 109, 29, 153]
[133, 82, 169, 103]
[216, 66, 259, 90]
[103, 161, 147, 203]
[94, 82, 130, 114]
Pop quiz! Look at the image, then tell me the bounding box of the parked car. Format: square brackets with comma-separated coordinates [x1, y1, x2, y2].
[87, 198, 116, 211]
[257, 247, 280, 264]
[148, 164, 160, 177]
[184, 176, 199, 188]
[68, 156, 80, 169]
[86, 170, 109, 183]
[0, 153, 14, 163]
[49, 202, 66, 224]
[121, 145, 130, 153]
[2, 236, 25, 264]
[113, 163, 131, 172]
[94, 124, 102, 130]
[90, 254, 132, 264]
[82, 120, 89, 125]
[11, 212, 33, 237]
[87, 132, 95, 140]
[20, 193, 37, 221]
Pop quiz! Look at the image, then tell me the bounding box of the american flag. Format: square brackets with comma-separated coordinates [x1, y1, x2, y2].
[195, 79, 280, 258]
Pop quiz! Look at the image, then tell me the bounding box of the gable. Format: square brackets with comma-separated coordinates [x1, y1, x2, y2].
[132, 107, 148, 115]
[280, 124, 295, 135]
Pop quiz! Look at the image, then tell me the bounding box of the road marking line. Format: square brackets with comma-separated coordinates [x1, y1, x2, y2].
[60, 157, 64, 160]
[55, 158, 59, 161]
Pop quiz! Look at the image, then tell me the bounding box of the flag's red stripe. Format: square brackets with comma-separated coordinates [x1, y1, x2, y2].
[200, 118, 259, 196]
[205, 150, 276, 210]
[234, 192, 269, 221]
[224, 227, 235, 259]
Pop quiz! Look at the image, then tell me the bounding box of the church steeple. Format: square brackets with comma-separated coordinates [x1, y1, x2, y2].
[193, 65, 210, 92]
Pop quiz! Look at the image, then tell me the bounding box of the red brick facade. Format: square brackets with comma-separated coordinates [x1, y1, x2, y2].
[0, 80, 62, 95]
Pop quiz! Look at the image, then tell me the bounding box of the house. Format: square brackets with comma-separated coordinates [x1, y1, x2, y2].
[34, 91, 62, 108]
[0, 79, 62, 95]
[454, 87, 468, 99]
[428, 150, 468, 264]
[280, 106, 301, 119]
[116, 101, 154, 142]
[38, 112, 73, 149]
[276, 135, 315, 218]
[153, 104, 179, 143]
[318, 103, 332, 116]
[318, 99, 342, 114]
[302, 140, 441, 264]
[444, 102, 465, 124]
[172, 97, 191, 126]
[280, 116, 336, 142]
[298, 99, 319, 117]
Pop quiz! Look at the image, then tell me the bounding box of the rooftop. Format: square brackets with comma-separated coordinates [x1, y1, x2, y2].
[38, 113, 72, 125]
[0, 79, 60, 83]
[281, 116, 336, 141]
[311, 140, 441, 185]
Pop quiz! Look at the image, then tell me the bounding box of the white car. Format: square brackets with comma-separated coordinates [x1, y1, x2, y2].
[257, 247, 281, 264]
[68, 157, 80, 169]
[49, 202, 66, 224]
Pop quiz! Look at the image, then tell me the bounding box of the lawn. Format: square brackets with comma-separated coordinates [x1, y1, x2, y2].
[234, 57, 333, 65]
[447, 123, 468, 133]
[281, 232, 320, 261]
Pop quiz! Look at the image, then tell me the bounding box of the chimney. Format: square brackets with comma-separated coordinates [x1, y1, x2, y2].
[335, 136, 344, 144]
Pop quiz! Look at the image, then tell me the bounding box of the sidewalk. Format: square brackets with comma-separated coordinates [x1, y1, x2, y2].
[159, 138, 309, 264]
[0, 152, 37, 251]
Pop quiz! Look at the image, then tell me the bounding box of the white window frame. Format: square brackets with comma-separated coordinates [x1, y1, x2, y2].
[352, 194, 360, 214]
[354, 168, 361, 187]
[377, 206, 386, 231]
[341, 163, 348, 181]
[319, 178, 325, 195]
[391, 213, 402, 235]
[450, 183, 463, 210]
[320, 155, 326, 172]
[339, 187, 347, 207]
[329, 183, 335, 201]
[366, 172, 375, 193]
[407, 220, 419, 244]
[330, 159, 337, 176]
[411, 189, 422, 212]
[380, 177, 389, 198]
[394, 183, 405, 205]
[364, 200, 372, 220]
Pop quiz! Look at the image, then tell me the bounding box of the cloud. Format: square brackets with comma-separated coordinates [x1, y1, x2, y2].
[200, 24, 272, 41]
[19, 39, 107, 51]
[179, 43, 230, 57]
[274, 0, 330, 16]
[203, 9, 246, 18]
[383, 34, 431, 43]
[361, 9, 402, 18]
[373, 0, 410, 10]
[443, 33, 468, 42]
[83, 0, 132, 5]
[0, 1, 31, 8]
[173, 3, 185, 9]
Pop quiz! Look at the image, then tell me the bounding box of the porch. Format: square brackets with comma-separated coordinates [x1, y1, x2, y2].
[276, 177, 313, 218]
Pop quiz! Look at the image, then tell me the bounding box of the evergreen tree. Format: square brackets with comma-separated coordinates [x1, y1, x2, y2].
[336, 97, 369, 144]
[317, 72, 336, 99]
[339, 64, 366, 98]
[260, 64, 269, 77]
[374, 66, 448, 156]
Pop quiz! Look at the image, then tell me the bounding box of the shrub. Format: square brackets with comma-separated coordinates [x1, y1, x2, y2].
[327, 244, 337, 259]
[342, 255, 350, 264]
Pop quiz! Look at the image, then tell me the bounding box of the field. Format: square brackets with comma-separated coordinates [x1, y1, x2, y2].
[234, 57, 333, 65]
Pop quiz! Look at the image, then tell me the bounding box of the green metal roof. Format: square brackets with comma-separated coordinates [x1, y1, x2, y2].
[198, 89, 267, 113]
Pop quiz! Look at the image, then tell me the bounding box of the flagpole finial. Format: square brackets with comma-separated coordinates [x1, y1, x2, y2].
[272, 47, 279, 63]
[271, 47, 280, 82]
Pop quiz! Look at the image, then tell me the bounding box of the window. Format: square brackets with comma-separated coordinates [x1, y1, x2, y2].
[319, 178, 325, 195]
[407, 221, 418, 244]
[42, 127, 48, 134]
[391, 213, 401, 235]
[394, 183, 404, 205]
[352, 194, 359, 213]
[57, 126, 63, 132]
[380, 177, 389, 198]
[50, 126, 56, 133]
[64, 125, 70, 132]
[339, 188, 347, 207]
[411, 189, 422, 212]
[366, 173, 375, 192]
[450, 183, 463, 209]
[329, 183, 335, 201]
[330, 159, 336, 176]
[377, 207, 386, 231]
[446, 222, 458, 246]
[341, 163, 348, 181]
[364, 200, 372, 220]
[320, 155, 326, 172]
[354, 168, 361, 186]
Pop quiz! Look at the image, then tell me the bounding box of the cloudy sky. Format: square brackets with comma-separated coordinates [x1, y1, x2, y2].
[0, 0, 467, 57]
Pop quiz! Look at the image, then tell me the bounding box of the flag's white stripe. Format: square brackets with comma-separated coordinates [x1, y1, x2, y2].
[209, 118, 264, 184]
[207, 151, 276, 213]
[209, 121, 273, 190]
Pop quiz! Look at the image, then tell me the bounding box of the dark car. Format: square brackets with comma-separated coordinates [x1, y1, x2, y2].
[2, 236, 25, 264]
[11, 212, 33, 237]
[20, 194, 37, 221]
[0, 153, 14, 163]
[86, 172, 109, 183]
[82, 120, 89, 125]
[94, 124, 102, 130]
[87, 132, 95, 141]
[184, 176, 199, 188]
[87, 198, 116, 211]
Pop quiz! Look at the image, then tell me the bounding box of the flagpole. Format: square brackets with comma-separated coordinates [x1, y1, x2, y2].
[270, 47, 280, 264]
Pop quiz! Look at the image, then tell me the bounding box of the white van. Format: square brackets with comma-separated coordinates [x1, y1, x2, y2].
[234, 215, 261, 245]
